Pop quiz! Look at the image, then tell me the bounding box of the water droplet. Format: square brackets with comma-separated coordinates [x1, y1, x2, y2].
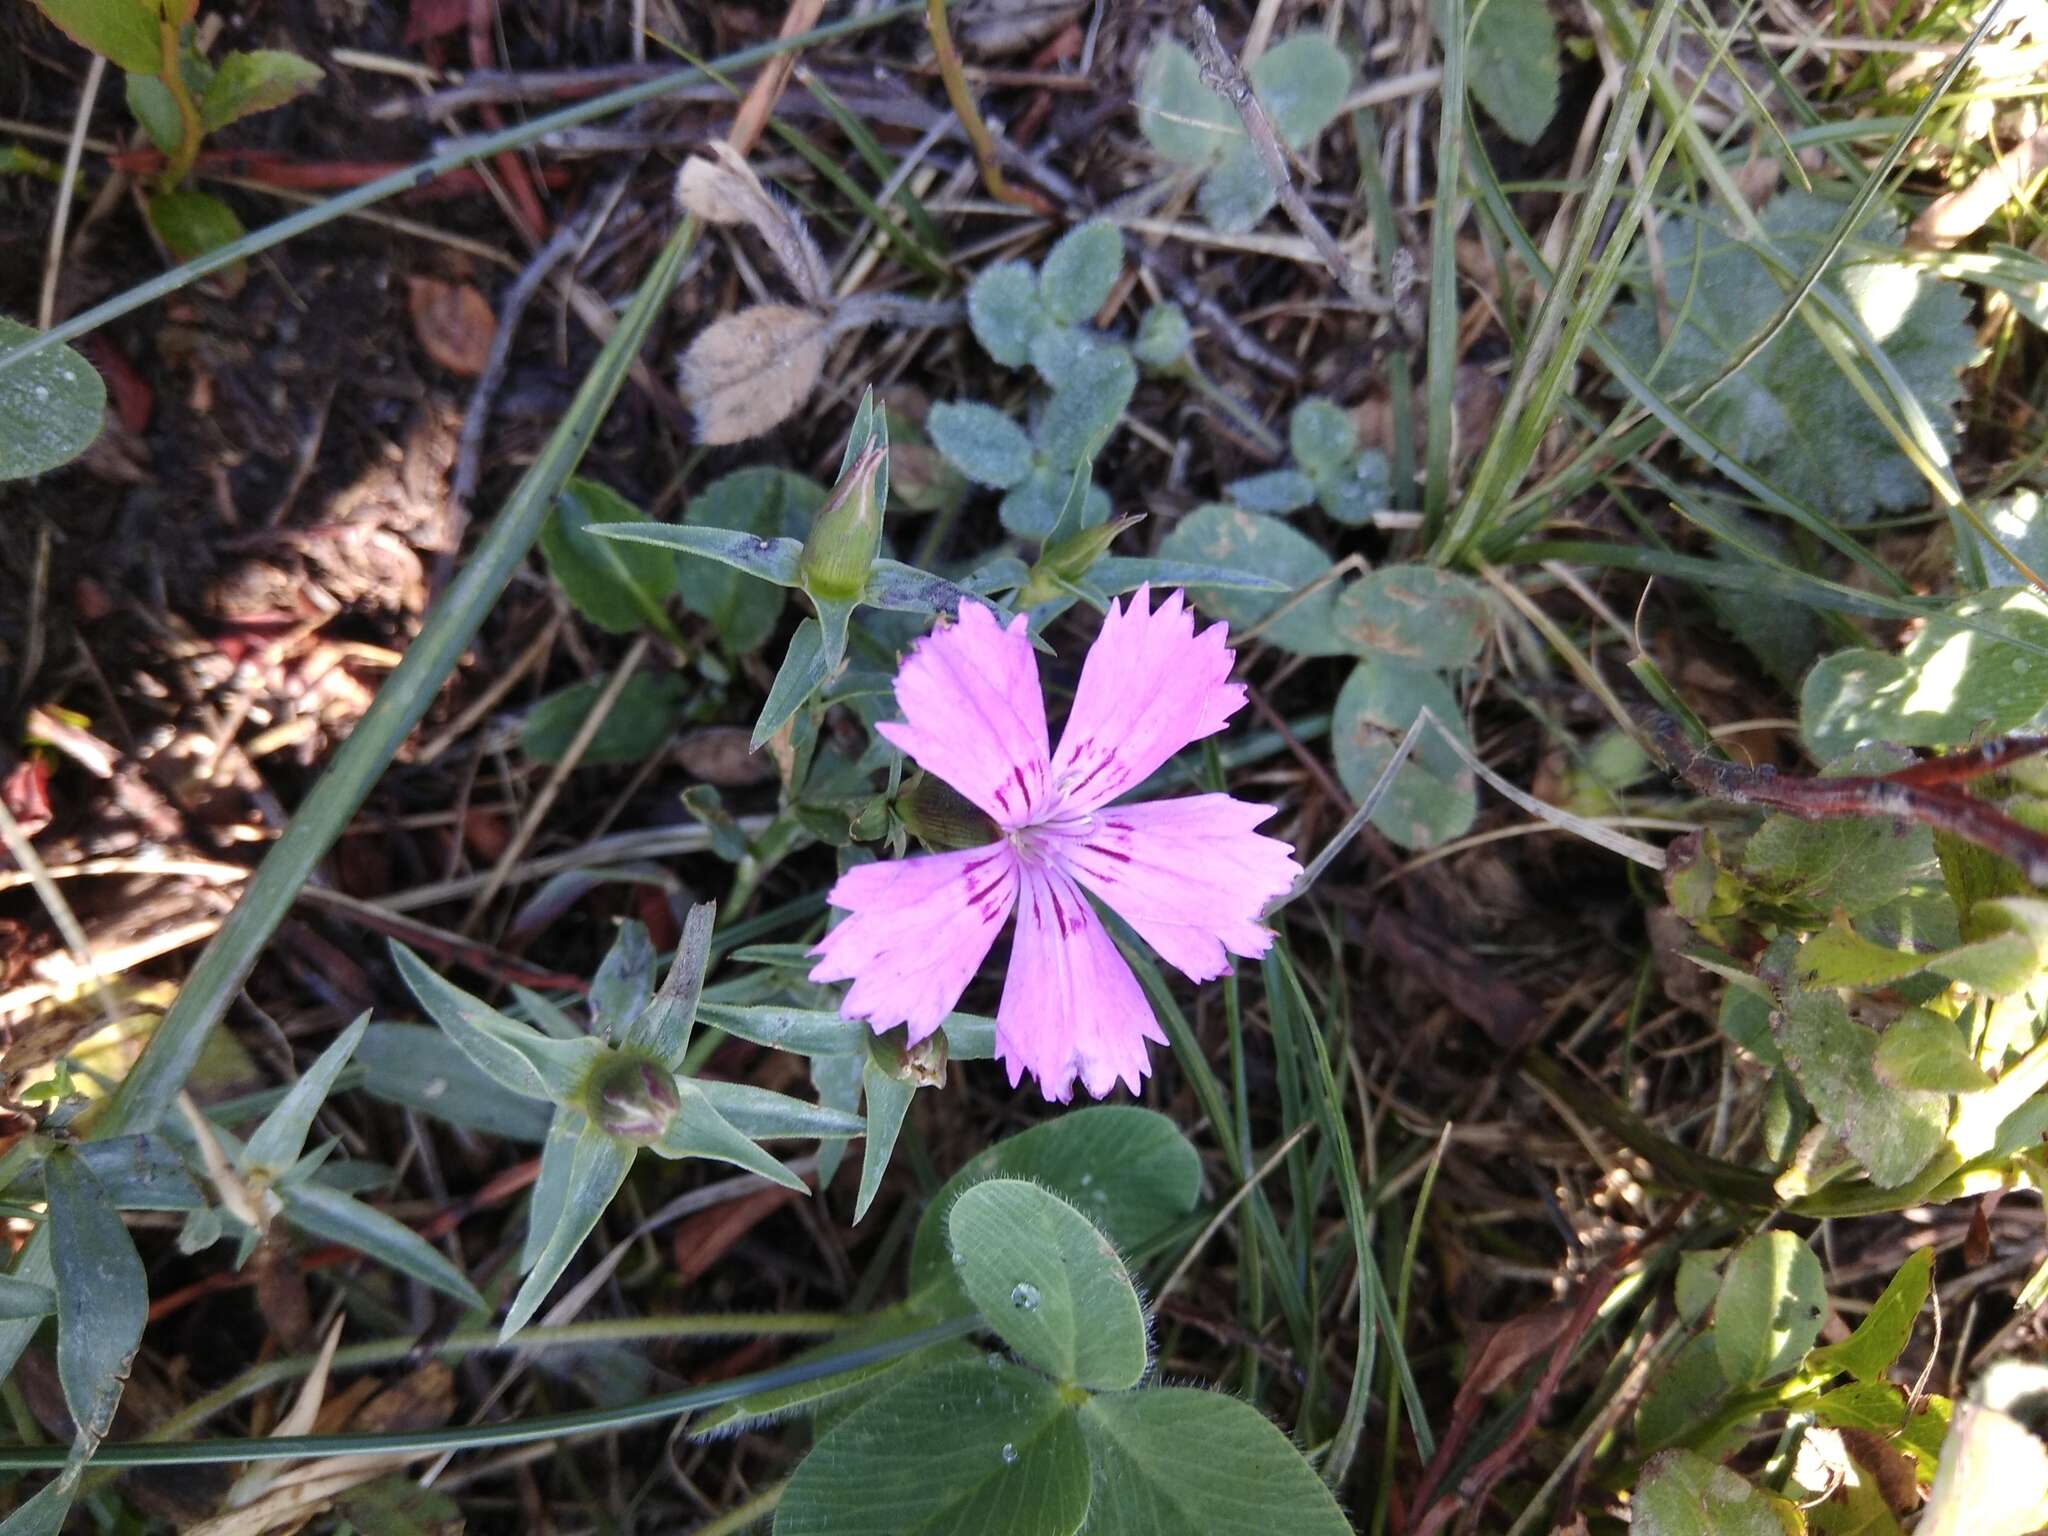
[1001, 1443, 1019, 1465]
[1010, 1281, 1041, 1311]
[32, 385, 48, 401]
[1078, 1173, 1093, 1187]
[2016, 657, 2034, 677]
[951, 1250, 967, 1266]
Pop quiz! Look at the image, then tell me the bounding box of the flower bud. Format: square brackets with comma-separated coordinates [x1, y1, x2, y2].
[800, 439, 888, 601]
[896, 773, 997, 852]
[869, 1027, 949, 1089]
[1018, 515, 1144, 608]
[587, 1054, 683, 1144]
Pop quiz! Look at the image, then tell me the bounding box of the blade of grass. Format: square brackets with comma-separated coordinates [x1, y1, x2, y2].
[1265, 944, 1431, 1482]
[1431, 0, 1679, 561]
[1420, 0, 1466, 540]
[0, 4, 918, 376]
[0, 1317, 980, 1470]
[92, 221, 695, 1148]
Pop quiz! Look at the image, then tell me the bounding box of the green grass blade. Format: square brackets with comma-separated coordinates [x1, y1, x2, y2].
[92, 221, 699, 1141]
[1431, 0, 1683, 561]
[0, 4, 917, 376]
[1420, 0, 1466, 540]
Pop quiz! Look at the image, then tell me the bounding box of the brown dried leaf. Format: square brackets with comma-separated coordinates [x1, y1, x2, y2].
[678, 304, 828, 445]
[406, 277, 496, 377]
[676, 726, 775, 786]
[673, 141, 830, 308]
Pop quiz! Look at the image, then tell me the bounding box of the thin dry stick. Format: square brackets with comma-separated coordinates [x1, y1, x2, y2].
[729, 0, 826, 156]
[461, 633, 653, 932]
[1644, 711, 2048, 883]
[40, 53, 106, 329]
[925, 0, 1053, 213]
[1188, 6, 1385, 314]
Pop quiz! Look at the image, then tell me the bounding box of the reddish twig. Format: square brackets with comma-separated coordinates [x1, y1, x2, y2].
[1644, 712, 2048, 884]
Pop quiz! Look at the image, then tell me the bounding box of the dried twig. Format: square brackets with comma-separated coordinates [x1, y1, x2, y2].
[925, 0, 1054, 214]
[1643, 711, 2048, 884]
[1187, 6, 1386, 314]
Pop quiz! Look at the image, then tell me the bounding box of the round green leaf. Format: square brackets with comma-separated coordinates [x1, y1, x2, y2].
[1633, 1450, 1789, 1536]
[1226, 469, 1316, 515]
[1157, 505, 1345, 656]
[1313, 448, 1391, 525]
[1333, 564, 1491, 667]
[930, 401, 1035, 489]
[1713, 1230, 1827, 1388]
[1037, 221, 1122, 328]
[1289, 396, 1358, 472]
[1136, 41, 1235, 164]
[948, 1179, 1148, 1390]
[1133, 304, 1190, 369]
[1438, 0, 1559, 145]
[198, 48, 323, 133]
[0, 315, 105, 482]
[677, 467, 822, 652]
[27, 0, 162, 74]
[1075, 1388, 1352, 1535]
[910, 1107, 1202, 1292]
[1248, 34, 1352, 148]
[775, 1358, 1090, 1536]
[1331, 656, 1477, 848]
[519, 672, 687, 766]
[1197, 141, 1280, 234]
[541, 479, 680, 636]
[146, 187, 247, 264]
[1039, 348, 1135, 466]
[967, 261, 1045, 367]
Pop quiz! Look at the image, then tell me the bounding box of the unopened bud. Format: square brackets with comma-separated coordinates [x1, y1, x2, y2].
[1018, 515, 1143, 608]
[868, 1028, 949, 1089]
[896, 773, 997, 852]
[800, 439, 887, 601]
[588, 1054, 682, 1144]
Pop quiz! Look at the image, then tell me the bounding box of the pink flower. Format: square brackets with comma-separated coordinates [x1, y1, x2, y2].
[809, 588, 1301, 1101]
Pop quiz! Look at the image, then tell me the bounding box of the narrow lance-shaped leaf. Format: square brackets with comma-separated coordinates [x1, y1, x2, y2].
[391, 941, 603, 1104]
[624, 902, 716, 1066]
[590, 522, 806, 586]
[589, 921, 656, 1043]
[855, 1054, 915, 1225]
[753, 617, 832, 750]
[692, 1078, 866, 1142]
[653, 1080, 807, 1192]
[280, 1180, 486, 1309]
[46, 1148, 148, 1442]
[501, 1122, 635, 1339]
[242, 1011, 370, 1176]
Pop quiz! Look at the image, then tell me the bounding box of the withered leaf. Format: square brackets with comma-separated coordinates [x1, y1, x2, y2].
[674, 141, 830, 309]
[406, 277, 496, 377]
[678, 304, 829, 445]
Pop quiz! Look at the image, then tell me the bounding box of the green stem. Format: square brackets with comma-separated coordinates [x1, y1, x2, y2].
[156, 20, 204, 190]
[147, 1312, 851, 1446]
[0, 1317, 979, 1470]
